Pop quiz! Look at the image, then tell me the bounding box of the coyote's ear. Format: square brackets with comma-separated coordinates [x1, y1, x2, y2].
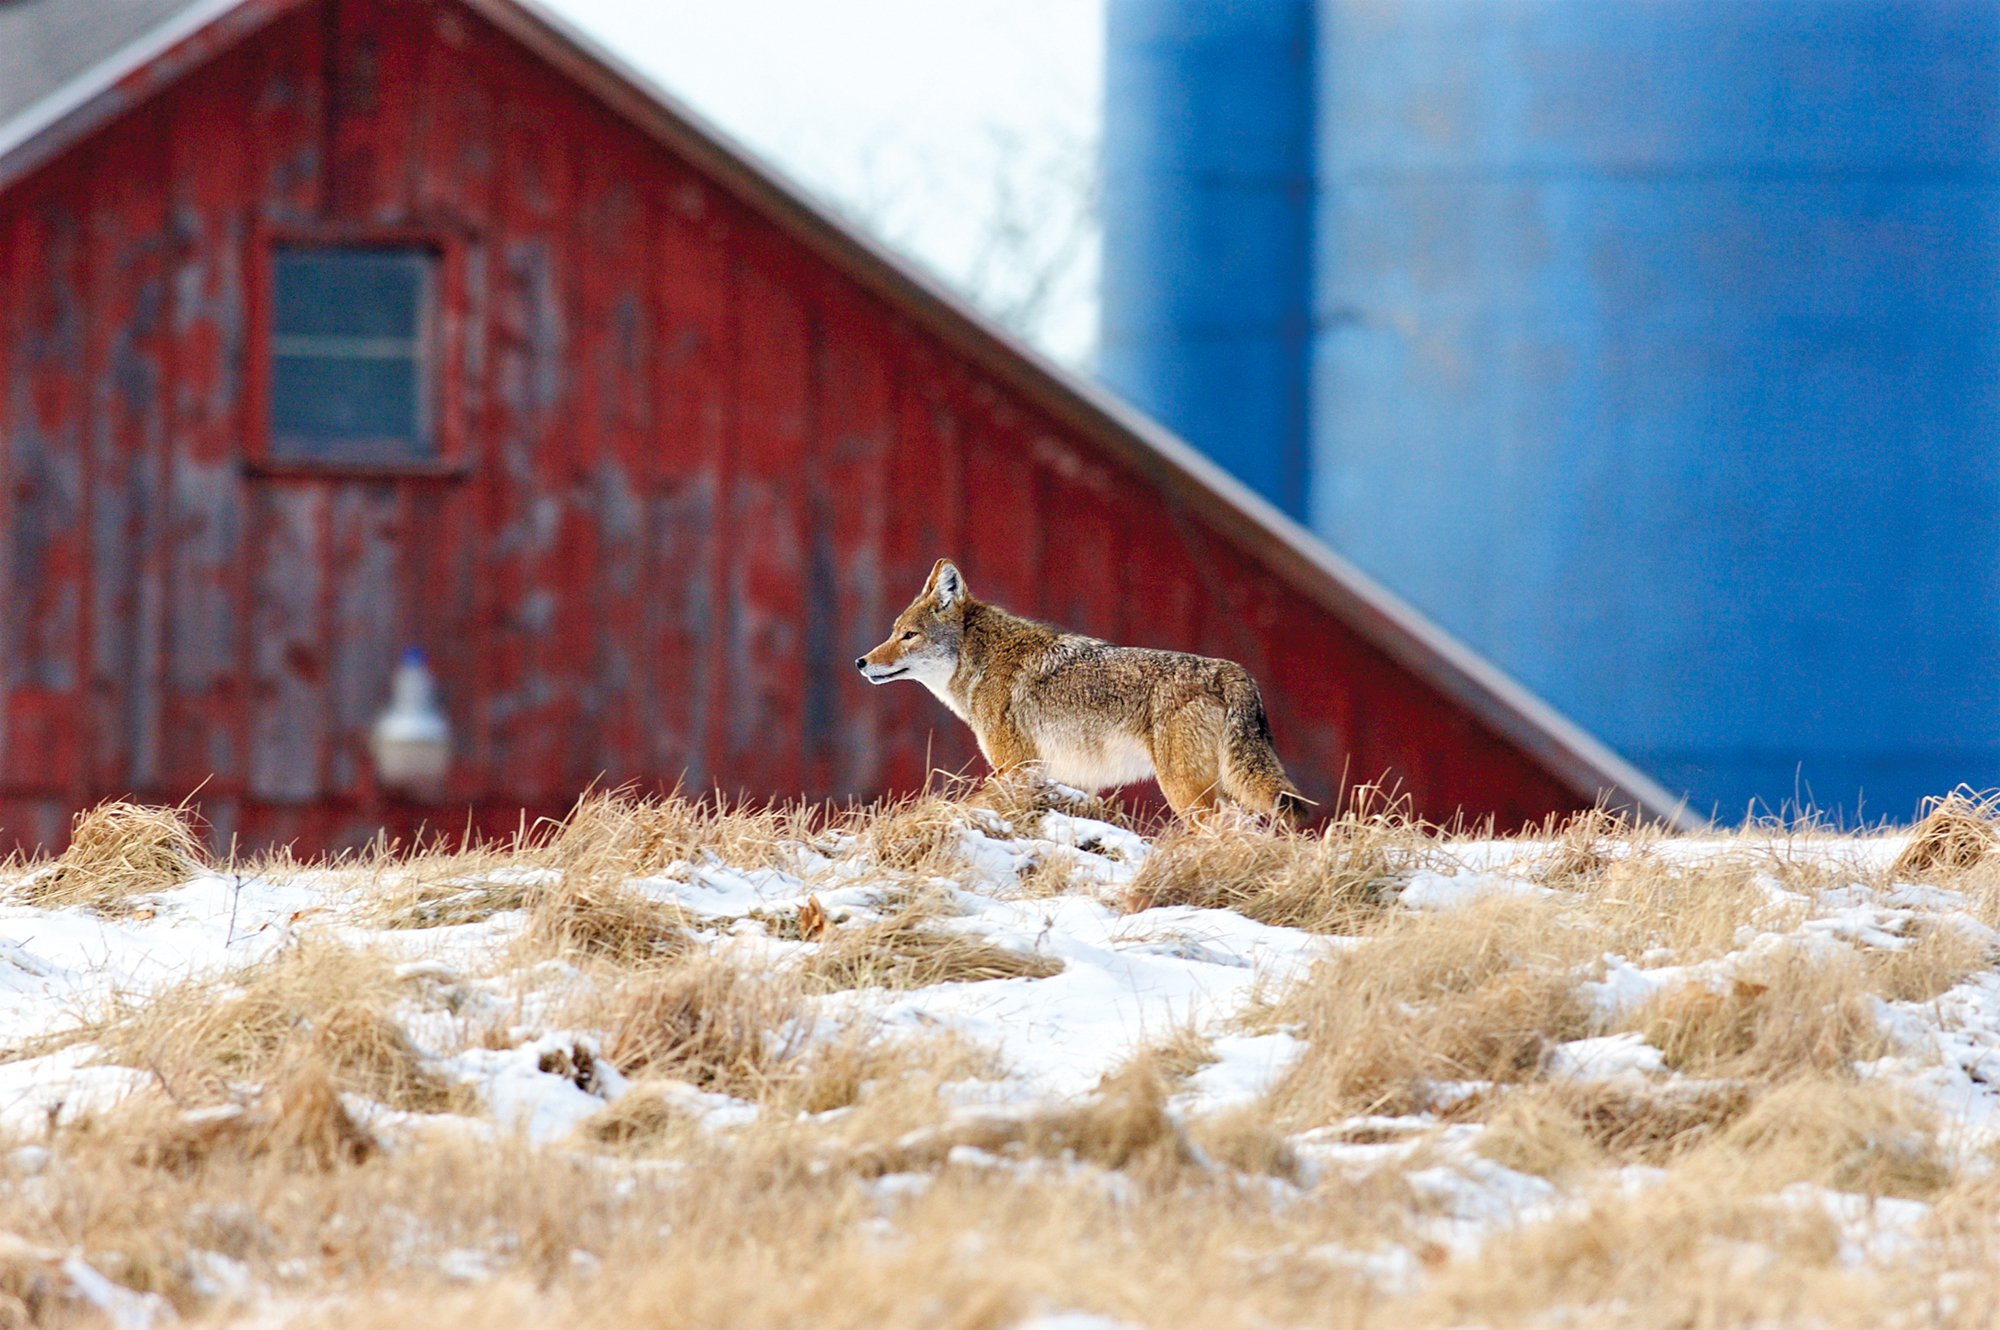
[925, 558, 965, 608]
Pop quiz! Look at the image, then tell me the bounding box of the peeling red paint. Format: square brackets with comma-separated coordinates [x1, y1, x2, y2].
[0, 0, 1637, 855]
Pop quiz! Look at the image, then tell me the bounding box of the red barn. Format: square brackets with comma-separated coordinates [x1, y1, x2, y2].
[0, 0, 1685, 854]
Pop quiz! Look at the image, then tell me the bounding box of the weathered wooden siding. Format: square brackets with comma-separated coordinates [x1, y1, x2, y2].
[0, 0, 1595, 854]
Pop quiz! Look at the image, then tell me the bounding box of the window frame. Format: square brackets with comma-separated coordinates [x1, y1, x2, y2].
[245, 225, 470, 481]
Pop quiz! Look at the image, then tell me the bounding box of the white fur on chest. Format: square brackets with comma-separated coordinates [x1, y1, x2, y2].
[907, 657, 970, 721]
[1030, 728, 1156, 792]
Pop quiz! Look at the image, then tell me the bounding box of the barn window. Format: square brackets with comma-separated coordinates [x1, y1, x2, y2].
[269, 246, 436, 462]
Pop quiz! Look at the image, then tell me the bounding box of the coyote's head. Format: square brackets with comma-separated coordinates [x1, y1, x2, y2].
[856, 558, 968, 688]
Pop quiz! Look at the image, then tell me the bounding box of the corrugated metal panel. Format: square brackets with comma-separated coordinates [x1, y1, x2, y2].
[0, 0, 1685, 855]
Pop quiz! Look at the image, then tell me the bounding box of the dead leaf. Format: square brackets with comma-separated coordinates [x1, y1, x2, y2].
[797, 895, 829, 941]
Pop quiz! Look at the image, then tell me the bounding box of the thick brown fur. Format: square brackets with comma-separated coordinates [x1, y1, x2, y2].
[857, 559, 1306, 822]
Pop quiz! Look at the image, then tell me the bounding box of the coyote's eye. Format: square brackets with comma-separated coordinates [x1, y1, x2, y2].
[900, 631, 920, 642]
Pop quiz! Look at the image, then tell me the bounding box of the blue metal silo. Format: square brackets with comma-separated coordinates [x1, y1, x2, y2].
[1103, 0, 2000, 822]
[1100, 0, 1316, 518]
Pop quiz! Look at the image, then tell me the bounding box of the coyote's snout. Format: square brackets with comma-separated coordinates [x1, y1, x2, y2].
[858, 559, 1306, 821]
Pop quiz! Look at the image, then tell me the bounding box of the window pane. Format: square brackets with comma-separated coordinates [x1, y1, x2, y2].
[270, 246, 435, 462]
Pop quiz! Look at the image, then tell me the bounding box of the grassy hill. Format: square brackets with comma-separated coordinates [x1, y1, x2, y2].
[0, 787, 1996, 1328]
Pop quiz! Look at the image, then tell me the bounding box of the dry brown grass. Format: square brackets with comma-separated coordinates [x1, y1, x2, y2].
[1264, 895, 1600, 1121]
[1892, 788, 2000, 878]
[0, 1230, 154, 1329]
[576, 950, 1014, 1130]
[1421, 1174, 1956, 1329]
[1, 1108, 1973, 1330]
[1628, 955, 1887, 1081]
[1464, 1069, 1945, 1199]
[7, 795, 2000, 1328]
[1524, 805, 1656, 885]
[1013, 851, 1086, 898]
[802, 899, 1063, 992]
[1955, 855, 2000, 935]
[259, 1135, 1423, 1330]
[1187, 1105, 1304, 1180]
[67, 939, 464, 1113]
[1423, 1073, 1964, 1326]
[1130, 1022, 1219, 1083]
[1123, 810, 1432, 932]
[506, 791, 820, 963]
[1470, 1078, 1754, 1180]
[1865, 914, 1995, 1001]
[847, 784, 1017, 879]
[192, 1123, 1994, 1330]
[844, 1055, 1200, 1180]
[590, 957, 807, 1098]
[966, 767, 1141, 834]
[361, 784, 1118, 935]
[371, 868, 536, 930]
[519, 874, 693, 965]
[115, 1061, 380, 1174]
[784, 1028, 1004, 1119]
[19, 800, 206, 911]
[0, 1123, 649, 1317]
[1565, 850, 1786, 962]
[1709, 1077, 1951, 1199]
[572, 1081, 702, 1151]
[542, 789, 820, 878]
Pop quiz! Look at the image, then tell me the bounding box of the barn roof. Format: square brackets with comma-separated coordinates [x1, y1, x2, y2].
[0, 0, 204, 127]
[0, 0, 1695, 829]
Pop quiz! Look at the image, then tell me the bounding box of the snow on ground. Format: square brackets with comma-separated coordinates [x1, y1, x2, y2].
[2, 816, 1998, 1312]
[0, 870, 336, 1046]
[856, 892, 1323, 1099]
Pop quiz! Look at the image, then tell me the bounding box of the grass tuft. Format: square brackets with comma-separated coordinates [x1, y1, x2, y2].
[1471, 1080, 1753, 1179]
[1123, 813, 1422, 933]
[573, 1081, 702, 1151]
[968, 768, 1140, 834]
[803, 901, 1063, 992]
[20, 800, 206, 911]
[374, 875, 533, 929]
[858, 790, 995, 876]
[594, 958, 805, 1098]
[1629, 954, 1886, 1081]
[1528, 805, 1645, 886]
[852, 1054, 1198, 1179]
[125, 1061, 378, 1173]
[1266, 896, 1599, 1122]
[544, 789, 819, 878]
[520, 875, 692, 965]
[1712, 1078, 1950, 1200]
[1891, 788, 2000, 878]
[74, 939, 461, 1113]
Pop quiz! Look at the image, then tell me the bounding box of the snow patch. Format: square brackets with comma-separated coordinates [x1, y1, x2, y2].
[1177, 1033, 1304, 1116]
[1397, 870, 1548, 911]
[1547, 1033, 1666, 1082]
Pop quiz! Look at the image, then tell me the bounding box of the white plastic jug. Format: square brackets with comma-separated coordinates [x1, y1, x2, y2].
[370, 646, 451, 794]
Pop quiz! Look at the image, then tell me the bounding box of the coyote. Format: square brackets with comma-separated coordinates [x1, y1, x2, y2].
[856, 559, 1306, 821]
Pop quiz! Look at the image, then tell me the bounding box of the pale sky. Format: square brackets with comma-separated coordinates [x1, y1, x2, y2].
[538, 0, 1107, 368]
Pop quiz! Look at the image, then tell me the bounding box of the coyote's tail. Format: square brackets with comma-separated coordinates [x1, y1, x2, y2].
[1218, 668, 1311, 823]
